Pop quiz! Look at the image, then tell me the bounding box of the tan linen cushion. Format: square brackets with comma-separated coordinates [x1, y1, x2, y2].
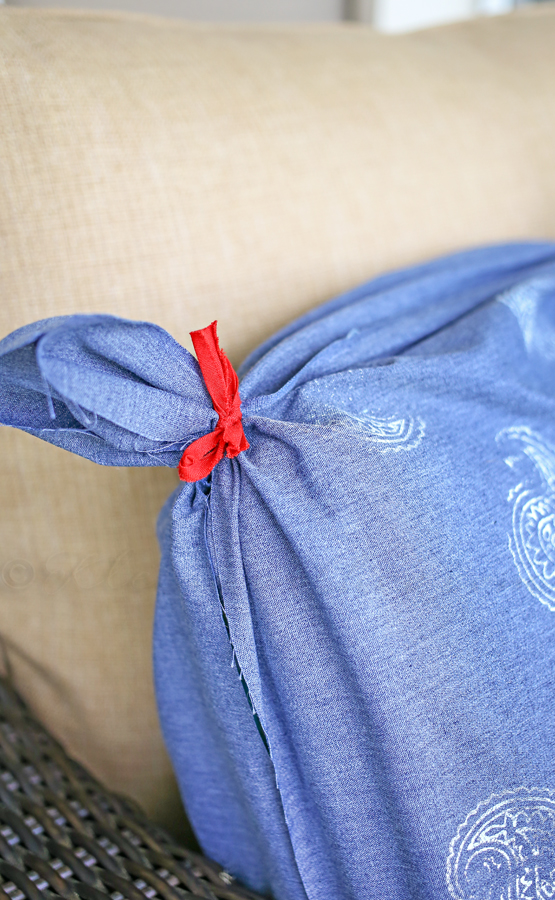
[1, 5, 555, 835]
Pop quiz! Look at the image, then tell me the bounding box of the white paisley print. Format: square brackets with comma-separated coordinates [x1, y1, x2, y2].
[312, 406, 425, 452]
[497, 427, 555, 612]
[447, 788, 555, 900]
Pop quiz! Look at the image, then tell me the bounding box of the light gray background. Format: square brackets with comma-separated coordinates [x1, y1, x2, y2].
[1, 0, 537, 33]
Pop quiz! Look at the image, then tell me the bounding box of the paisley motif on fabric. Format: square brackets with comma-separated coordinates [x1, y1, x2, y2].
[497, 426, 555, 611]
[313, 407, 425, 452]
[498, 278, 555, 361]
[446, 788, 555, 900]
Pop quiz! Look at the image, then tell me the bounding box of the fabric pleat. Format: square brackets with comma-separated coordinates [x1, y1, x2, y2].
[3, 242, 555, 900]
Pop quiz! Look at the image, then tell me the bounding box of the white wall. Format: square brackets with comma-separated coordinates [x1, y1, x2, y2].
[369, 0, 515, 31]
[373, 0, 473, 31]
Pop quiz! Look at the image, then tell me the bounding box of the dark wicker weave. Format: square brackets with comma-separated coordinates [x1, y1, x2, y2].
[0, 675, 267, 900]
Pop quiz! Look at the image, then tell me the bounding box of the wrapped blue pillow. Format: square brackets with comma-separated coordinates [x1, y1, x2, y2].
[2, 242, 555, 900]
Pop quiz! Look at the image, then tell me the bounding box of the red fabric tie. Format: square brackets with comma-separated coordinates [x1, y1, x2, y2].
[178, 321, 249, 482]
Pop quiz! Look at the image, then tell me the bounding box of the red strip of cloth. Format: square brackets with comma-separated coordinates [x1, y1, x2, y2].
[178, 321, 249, 482]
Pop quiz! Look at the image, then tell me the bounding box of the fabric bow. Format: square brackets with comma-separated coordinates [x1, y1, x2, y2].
[178, 321, 249, 482]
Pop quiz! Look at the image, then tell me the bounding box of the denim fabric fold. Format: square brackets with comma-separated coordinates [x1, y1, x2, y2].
[3, 242, 555, 900]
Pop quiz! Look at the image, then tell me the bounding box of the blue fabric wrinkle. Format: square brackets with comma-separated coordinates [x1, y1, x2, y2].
[2, 242, 555, 900]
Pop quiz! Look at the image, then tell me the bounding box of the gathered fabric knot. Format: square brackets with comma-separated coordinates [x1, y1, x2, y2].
[178, 321, 249, 482]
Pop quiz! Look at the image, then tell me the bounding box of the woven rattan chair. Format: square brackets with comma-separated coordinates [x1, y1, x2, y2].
[0, 672, 265, 900]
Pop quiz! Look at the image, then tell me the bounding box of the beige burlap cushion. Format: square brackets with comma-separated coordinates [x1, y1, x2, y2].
[1, 4, 555, 835]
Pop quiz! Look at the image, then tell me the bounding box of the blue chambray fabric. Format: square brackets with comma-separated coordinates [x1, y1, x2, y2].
[2, 242, 555, 900]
